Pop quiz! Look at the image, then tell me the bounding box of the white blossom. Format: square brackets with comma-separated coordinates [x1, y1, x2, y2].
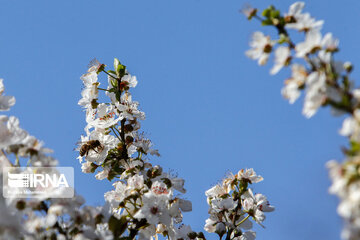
[270, 46, 291, 75]
[134, 192, 171, 226]
[0, 79, 15, 111]
[282, 64, 307, 104]
[302, 71, 327, 118]
[286, 2, 323, 31]
[295, 30, 322, 57]
[237, 168, 263, 184]
[246, 32, 273, 65]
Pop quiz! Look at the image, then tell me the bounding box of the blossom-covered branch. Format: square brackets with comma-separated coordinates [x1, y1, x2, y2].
[204, 169, 274, 240]
[77, 58, 198, 239]
[0, 79, 112, 239]
[77, 58, 274, 240]
[244, 2, 360, 239]
[0, 57, 275, 239]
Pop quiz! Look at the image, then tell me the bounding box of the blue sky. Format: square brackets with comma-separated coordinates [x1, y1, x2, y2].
[1, 0, 360, 239]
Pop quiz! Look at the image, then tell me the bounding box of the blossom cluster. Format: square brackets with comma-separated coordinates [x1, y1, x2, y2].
[204, 169, 274, 240]
[77, 58, 274, 239]
[244, 2, 360, 239]
[0, 57, 275, 239]
[0, 79, 112, 239]
[77, 58, 199, 239]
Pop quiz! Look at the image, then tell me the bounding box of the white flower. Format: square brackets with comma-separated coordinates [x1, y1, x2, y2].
[81, 161, 93, 173]
[151, 181, 171, 196]
[80, 130, 118, 164]
[237, 168, 263, 184]
[178, 198, 192, 212]
[285, 2, 323, 32]
[86, 104, 122, 129]
[134, 192, 171, 226]
[120, 160, 144, 179]
[173, 224, 193, 240]
[204, 218, 217, 233]
[104, 181, 127, 208]
[133, 139, 160, 156]
[138, 225, 156, 240]
[296, 31, 337, 59]
[302, 71, 327, 118]
[95, 166, 110, 180]
[0, 79, 15, 111]
[87, 58, 104, 73]
[270, 46, 291, 75]
[211, 198, 237, 212]
[317, 50, 331, 64]
[246, 31, 273, 65]
[240, 4, 256, 19]
[286, 2, 305, 19]
[0, 191, 23, 237]
[326, 160, 348, 199]
[205, 184, 227, 199]
[0, 116, 27, 149]
[170, 177, 186, 193]
[282, 64, 307, 104]
[80, 71, 98, 87]
[128, 174, 144, 190]
[295, 30, 322, 57]
[17, 135, 52, 157]
[116, 99, 145, 121]
[287, 13, 323, 32]
[238, 231, 256, 240]
[341, 224, 360, 240]
[126, 144, 138, 158]
[78, 82, 99, 109]
[241, 189, 274, 223]
[321, 33, 339, 52]
[339, 117, 356, 137]
[121, 74, 138, 89]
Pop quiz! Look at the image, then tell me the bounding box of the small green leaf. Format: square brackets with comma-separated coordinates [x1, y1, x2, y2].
[262, 19, 273, 26]
[108, 215, 128, 238]
[114, 58, 121, 71]
[262, 9, 271, 18]
[271, 10, 280, 18]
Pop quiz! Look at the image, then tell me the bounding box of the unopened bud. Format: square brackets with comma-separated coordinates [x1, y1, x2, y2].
[240, 4, 257, 20]
[215, 222, 226, 237]
[344, 61, 353, 73]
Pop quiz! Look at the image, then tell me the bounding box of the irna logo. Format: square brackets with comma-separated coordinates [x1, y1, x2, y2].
[3, 167, 74, 199]
[7, 172, 69, 188]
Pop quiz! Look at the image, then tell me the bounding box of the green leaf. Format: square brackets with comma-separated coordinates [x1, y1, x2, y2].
[108, 215, 128, 238]
[114, 58, 121, 71]
[262, 19, 273, 26]
[271, 10, 280, 18]
[262, 8, 271, 18]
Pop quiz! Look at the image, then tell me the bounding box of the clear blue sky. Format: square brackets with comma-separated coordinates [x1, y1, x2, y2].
[1, 0, 359, 239]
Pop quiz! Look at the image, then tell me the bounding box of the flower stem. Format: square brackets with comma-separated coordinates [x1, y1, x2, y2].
[236, 215, 250, 227]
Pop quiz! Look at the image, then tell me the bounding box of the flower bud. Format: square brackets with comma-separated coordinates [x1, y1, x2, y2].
[215, 222, 226, 237]
[344, 61, 353, 73]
